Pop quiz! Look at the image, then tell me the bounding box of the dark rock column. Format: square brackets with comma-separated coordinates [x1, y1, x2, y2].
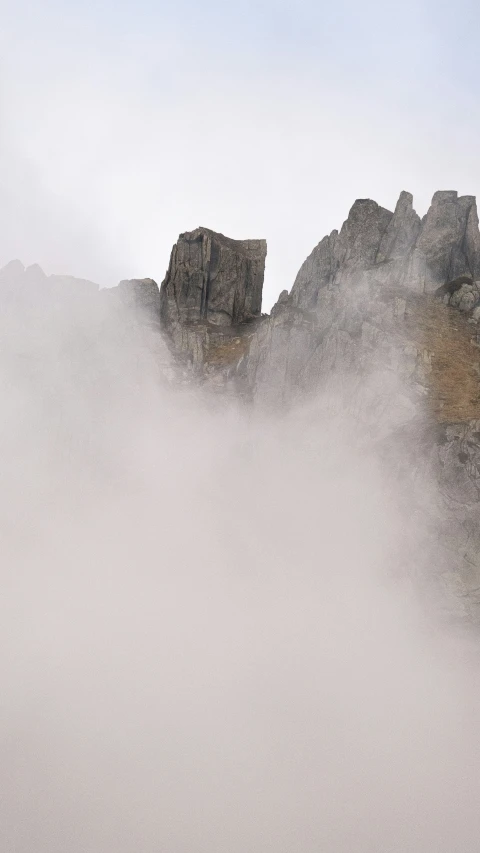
[160, 227, 266, 329]
[158, 227, 267, 387]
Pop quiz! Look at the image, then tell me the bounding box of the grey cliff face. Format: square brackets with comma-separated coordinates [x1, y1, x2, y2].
[289, 231, 339, 311]
[376, 191, 421, 264]
[243, 190, 480, 406]
[416, 191, 480, 292]
[159, 227, 267, 389]
[333, 199, 393, 272]
[290, 199, 393, 311]
[287, 190, 480, 310]
[160, 227, 266, 329]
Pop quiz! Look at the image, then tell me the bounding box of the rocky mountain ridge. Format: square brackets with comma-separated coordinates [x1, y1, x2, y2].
[3, 189, 480, 619]
[244, 190, 480, 408]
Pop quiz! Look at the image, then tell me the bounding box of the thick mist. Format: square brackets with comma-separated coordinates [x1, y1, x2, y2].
[1, 284, 480, 852]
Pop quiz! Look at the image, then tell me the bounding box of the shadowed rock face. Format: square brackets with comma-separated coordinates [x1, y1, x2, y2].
[157, 227, 267, 390]
[160, 227, 266, 328]
[377, 190, 421, 264]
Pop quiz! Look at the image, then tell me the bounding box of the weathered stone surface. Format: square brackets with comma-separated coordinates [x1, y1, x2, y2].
[290, 232, 338, 310]
[245, 190, 480, 407]
[376, 191, 421, 264]
[158, 227, 267, 391]
[334, 198, 392, 271]
[415, 191, 480, 292]
[289, 190, 480, 312]
[290, 199, 393, 311]
[448, 281, 480, 312]
[160, 227, 266, 328]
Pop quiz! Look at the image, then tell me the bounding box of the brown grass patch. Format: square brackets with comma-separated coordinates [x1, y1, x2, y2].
[205, 332, 253, 367]
[404, 294, 480, 422]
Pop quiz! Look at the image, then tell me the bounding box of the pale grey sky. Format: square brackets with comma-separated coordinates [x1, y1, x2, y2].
[1, 0, 480, 308]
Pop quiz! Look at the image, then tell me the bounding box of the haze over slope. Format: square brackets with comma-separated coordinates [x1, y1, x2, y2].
[3, 0, 480, 845]
[1, 248, 480, 851]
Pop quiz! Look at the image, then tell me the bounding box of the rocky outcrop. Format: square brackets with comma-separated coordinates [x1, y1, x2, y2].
[243, 190, 480, 406]
[334, 199, 393, 272]
[416, 191, 480, 292]
[159, 227, 267, 388]
[286, 190, 480, 310]
[160, 227, 266, 328]
[289, 199, 393, 311]
[376, 191, 421, 264]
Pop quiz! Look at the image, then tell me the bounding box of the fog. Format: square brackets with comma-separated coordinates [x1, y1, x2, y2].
[1, 279, 480, 852]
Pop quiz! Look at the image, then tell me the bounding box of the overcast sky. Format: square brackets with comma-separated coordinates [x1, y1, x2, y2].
[1, 0, 480, 309]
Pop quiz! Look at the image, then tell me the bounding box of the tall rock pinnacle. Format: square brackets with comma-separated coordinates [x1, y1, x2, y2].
[158, 227, 267, 385]
[415, 191, 480, 291]
[160, 227, 267, 329]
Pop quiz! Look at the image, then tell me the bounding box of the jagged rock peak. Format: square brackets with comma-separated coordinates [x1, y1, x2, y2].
[24, 263, 47, 281]
[0, 259, 99, 294]
[377, 190, 421, 264]
[288, 189, 480, 309]
[289, 197, 394, 310]
[160, 226, 267, 329]
[415, 190, 480, 291]
[0, 259, 25, 280]
[334, 199, 392, 268]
